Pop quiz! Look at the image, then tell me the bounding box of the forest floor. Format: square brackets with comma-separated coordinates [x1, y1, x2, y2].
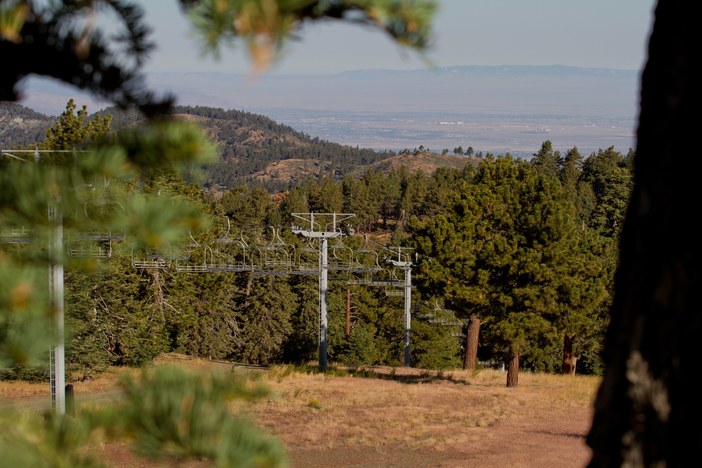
[0, 354, 600, 468]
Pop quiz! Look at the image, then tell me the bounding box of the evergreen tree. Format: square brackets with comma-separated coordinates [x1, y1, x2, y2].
[418, 167, 464, 217]
[1, 0, 437, 464]
[560, 146, 583, 195]
[42, 99, 112, 151]
[343, 172, 379, 232]
[581, 147, 632, 238]
[397, 168, 430, 227]
[282, 275, 319, 363]
[234, 276, 295, 365]
[165, 271, 240, 360]
[308, 176, 344, 214]
[279, 187, 309, 225]
[379, 169, 402, 228]
[411, 156, 594, 385]
[531, 140, 561, 180]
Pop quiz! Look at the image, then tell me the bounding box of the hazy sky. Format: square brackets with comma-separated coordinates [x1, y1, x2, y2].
[141, 0, 657, 75]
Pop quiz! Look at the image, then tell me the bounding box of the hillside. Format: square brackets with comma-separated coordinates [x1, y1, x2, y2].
[351, 150, 475, 177]
[1, 103, 476, 189]
[0, 103, 53, 149]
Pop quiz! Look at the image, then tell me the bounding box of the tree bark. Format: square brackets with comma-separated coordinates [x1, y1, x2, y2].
[245, 272, 253, 297]
[151, 268, 164, 322]
[346, 287, 351, 337]
[463, 313, 481, 371]
[562, 334, 577, 376]
[506, 345, 519, 388]
[587, 1, 702, 466]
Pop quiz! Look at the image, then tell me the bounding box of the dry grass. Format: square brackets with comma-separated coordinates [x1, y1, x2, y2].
[0, 355, 601, 466]
[0, 367, 125, 400]
[241, 364, 600, 453]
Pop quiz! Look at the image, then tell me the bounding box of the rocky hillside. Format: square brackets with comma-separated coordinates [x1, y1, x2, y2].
[0, 103, 53, 149]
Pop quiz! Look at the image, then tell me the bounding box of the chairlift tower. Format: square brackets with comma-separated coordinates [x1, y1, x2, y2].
[291, 213, 354, 370]
[47, 201, 65, 414]
[1, 148, 79, 415]
[386, 246, 413, 368]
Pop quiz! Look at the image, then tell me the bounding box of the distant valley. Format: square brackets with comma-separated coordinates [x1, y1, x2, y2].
[1, 103, 476, 191]
[17, 65, 640, 158]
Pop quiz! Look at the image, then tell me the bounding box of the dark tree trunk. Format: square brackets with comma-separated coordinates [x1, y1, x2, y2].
[506, 345, 519, 388]
[587, 1, 702, 466]
[346, 287, 351, 337]
[562, 334, 577, 376]
[245, 272, 253, 297]
[463, 313, 481, 371]
[151, 268, 164, 321]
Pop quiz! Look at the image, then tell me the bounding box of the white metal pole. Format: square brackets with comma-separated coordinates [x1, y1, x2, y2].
[319, 236, 329, 370]
[404, 266, 411, 367]
[49, 203, 66, 415]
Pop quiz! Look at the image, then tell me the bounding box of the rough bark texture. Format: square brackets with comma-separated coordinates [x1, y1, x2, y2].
[463, 314, 481, 371]
[562, 334, 577, 376]
[506, 346, 519, 388]
[587, 1, 702, 466]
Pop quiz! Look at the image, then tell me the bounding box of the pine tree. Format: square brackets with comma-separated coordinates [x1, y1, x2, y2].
[234, 276, 295, 365]
[2, 0, 436, 464]
[42, 99, 112, 151]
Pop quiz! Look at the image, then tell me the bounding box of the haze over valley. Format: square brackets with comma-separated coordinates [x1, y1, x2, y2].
[19, 65, 639, 158]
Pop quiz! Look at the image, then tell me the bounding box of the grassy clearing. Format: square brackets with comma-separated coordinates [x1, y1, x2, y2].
[244, 363, 600, 451]
[0, 355, 601, 457]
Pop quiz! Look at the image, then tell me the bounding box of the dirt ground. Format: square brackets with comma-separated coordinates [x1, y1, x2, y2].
[284, 407, 593, 468]
[278, 376, 594, 468]
[1, 362, 598, 468]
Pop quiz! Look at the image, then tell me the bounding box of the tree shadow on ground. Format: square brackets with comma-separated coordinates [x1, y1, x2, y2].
[303, 364, 474, 385]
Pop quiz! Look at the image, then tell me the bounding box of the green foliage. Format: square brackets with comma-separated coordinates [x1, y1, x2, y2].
[0, 262, 52, 371]
[530, 140, 561, 180]
[234, 276, 296, 364]
[411, 318, 462, 369]
[103, 366, 287, 467]
[43, 99, 112, 151]
[409, 155, 613, 374]
[308, 176, 344, 214]
[0, 411, 100, 467]
[1, 0, 446, 465]
[184, 0, 436, 71]
[336, 323, 382, 367]
[580, 146, 632, 238]
[221, 184, 280, 227]
[282, 276, 319, 363]
[166, 271, 240, 360]
[0, 366, 288, 467]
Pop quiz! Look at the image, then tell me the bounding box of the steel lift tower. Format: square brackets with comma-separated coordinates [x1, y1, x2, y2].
[291, 213, 354, 370]
[386, 246, 413, 367]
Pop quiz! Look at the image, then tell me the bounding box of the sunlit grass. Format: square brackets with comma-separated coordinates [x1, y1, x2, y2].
[1, 355, 601, 456]
[245, 364, 600, 450]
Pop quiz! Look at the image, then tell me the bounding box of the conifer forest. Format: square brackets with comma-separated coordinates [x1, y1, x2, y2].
[2, 100, 632, 380]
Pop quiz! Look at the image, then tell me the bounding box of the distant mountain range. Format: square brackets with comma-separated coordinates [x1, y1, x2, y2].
[15, 65, 640, 156]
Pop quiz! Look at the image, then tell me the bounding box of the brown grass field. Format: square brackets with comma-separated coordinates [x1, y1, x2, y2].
[0, 354, 601, 467]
